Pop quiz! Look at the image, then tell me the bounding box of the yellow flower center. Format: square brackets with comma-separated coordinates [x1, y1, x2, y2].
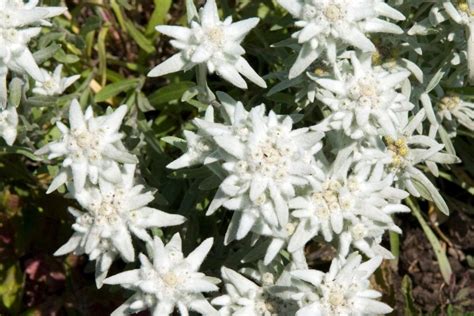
[439, 96, 460, 111]
[207, 27, 224, 47]
[385, 136, 409, 168]
[324, 4, 345, 22]
[162, 272, 179, 288]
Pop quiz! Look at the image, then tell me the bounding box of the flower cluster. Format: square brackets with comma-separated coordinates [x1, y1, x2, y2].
[276, 0, 405, 78]
[156, 0, 461, 314]
[23, 0, 469, 315]
[0, 0, 66, 108]
[37, 101, 187, 287]
[104, 234, 219, 316]
[149, 0, 266, 89]
[291, 253, 392, 315]
[33, 64, 80, 96]
[169, 93, 324, 264]
[36, 100, 138, 193]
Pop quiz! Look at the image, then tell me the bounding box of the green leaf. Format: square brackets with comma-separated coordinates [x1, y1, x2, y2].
[94, 79, 140, 102]
[8, 78, 23, 107]
[124, 20, 155, 54]
[412, 170, 449, 215]
[110, 0, 126, 30]
[186, 0, 199, 23]
[136, 92, 155, 112]
[33, 43, 61, 64]
[199, 174, 221, 190]
[24, 96, 58, 107]
[146, 0, 172, 35]
[0, 263, 24, 313]
[53, 49, 80, 64]
[161, 136, 187, 151]
[138, 119, 164, 156]
[149, 81, 195, 107]
[98, 26, 109, 86]
[0, 146, 41, 161]
[407, 198, 453, 284]
[401, 275, 422, 316]
[426, 68, 445, 93]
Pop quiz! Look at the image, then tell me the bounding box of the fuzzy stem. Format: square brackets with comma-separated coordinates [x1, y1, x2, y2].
[467, 23, 474, 83]
[0, 67, 8, 109]
[196, 64, 215, 104]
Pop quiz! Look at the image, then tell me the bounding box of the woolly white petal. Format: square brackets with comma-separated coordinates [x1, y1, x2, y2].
[148, 52, 187, 77]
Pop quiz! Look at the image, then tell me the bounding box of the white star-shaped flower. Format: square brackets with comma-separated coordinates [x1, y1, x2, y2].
[315, 53, 413, 139]
[167, 106, 220, 169]
[32, 64, 80, 96]
[292, 253, 393, 315]
[0, 104, 18, 145]
[169, 93, 323, 245]
[104, 234, 219, 316]
[443, 0, 473, 25]
[0, 0, 66, 107]
[353, 109, 459, 215]
[437, 95, 474, 131]
[289, 154, 409, 258]
[35, 99, 138, 193]
[148, 0, 266, 89]
[276, 0, 405, 78]
[213, 266, 300, 316]
[442, 1, 474, 82]
[54, 164, 186, 287]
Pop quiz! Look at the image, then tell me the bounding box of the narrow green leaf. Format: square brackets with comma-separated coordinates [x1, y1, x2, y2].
[53, 49, 80, 64]
[149, 81, 195, 107]
[0, 146, 41, 161]
[8, 78, 23, 107]
[94, 79, 139, 102]
[407, 198, 453, 284]
[124, 20, 155, 54]
[98, 26, 109, 86]
[146, 0, 172, 35]
[111, 0, 126, 30]
[137, 92, 155, 112]
[33, 43, 61, 64]
[161, 136, 187, 151]
[401, 275, 422, 316]
[426, 68, 445, 93]
[186, 0, 199, 23]
[138, 119, 164, 155]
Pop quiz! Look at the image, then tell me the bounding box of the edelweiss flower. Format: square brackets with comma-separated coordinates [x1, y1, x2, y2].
[149, 0, 266, 89]
[32, 64, 80, 96]
[289, 152, 409, 258]
[213, 267, 300, 316]
[353, 110, 459, 215]
[54, 165, 186, 287]
[437, 95, 474, 130]
[338, 217, 396, 259]
[35, 100, 138, 193]
[104, 234, 219, 316]
[444, 1, 473, 25]
[0, 0, 66, 107]
[275, 0, 405, 78]
[315, 53, 413, 139]
[211, 109, 322, 236]
[442, 1, 474, 82]
[257, 216, 310, 266]
[169, 93, 323, 245]
[167, 106, 220, 169]
[0, 104, 18, 145]
[292, 253, 392, 315]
